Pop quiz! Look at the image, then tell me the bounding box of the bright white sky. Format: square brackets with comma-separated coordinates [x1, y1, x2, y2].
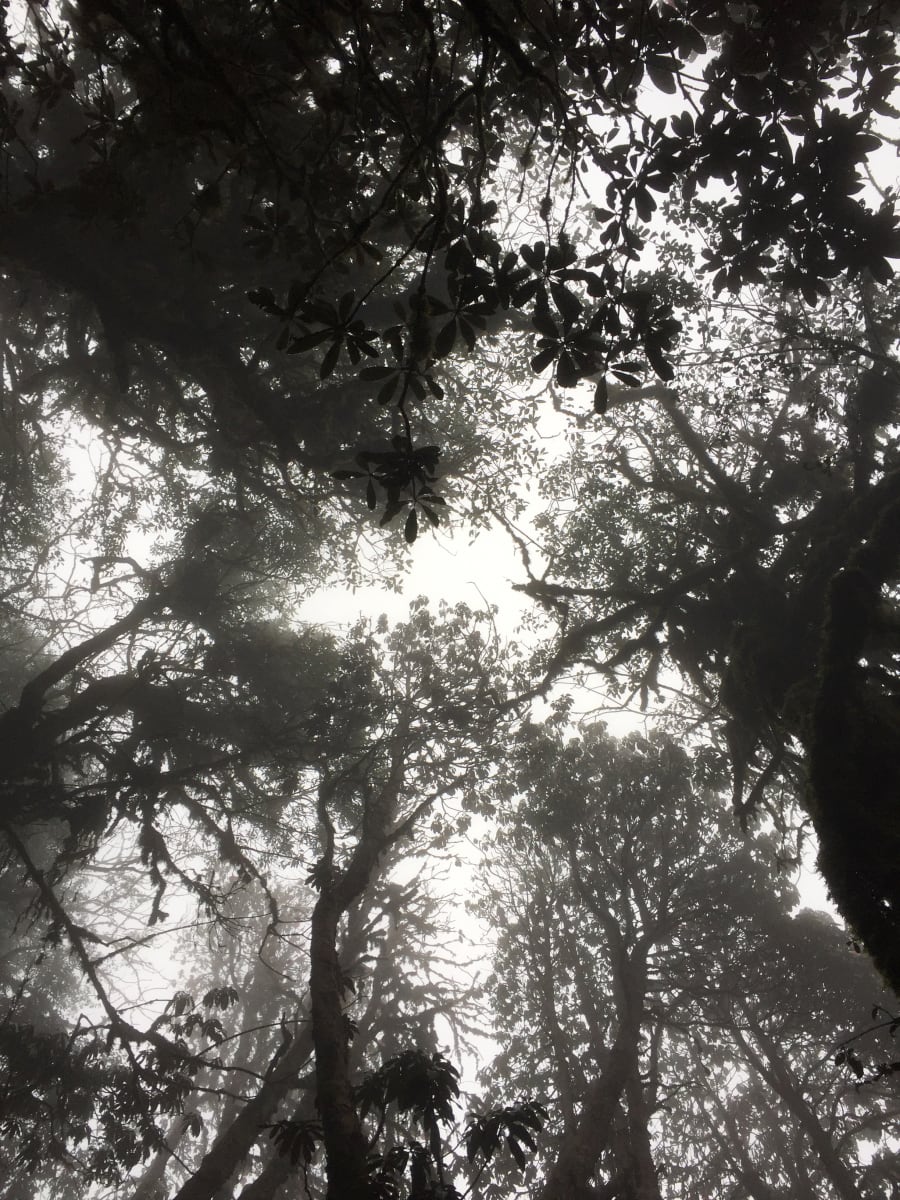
[298, 517, 535, 630]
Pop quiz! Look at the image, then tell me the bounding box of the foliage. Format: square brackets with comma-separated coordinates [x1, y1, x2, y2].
[356, 1049, 461, 1133]
[1, 1, 900, 1197]
[465, 1098, 549, 1171]
[517, 265, 900, 987]
[1, 0, 898, 537]
[477, 725, 899, 1199]
[265, 1050, 547, 1199]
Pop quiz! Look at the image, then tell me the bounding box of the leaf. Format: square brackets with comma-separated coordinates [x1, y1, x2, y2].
[376, 374, 401, 406]
[556, 351, 580, 388]
[531, 306, 559, 341]
[359, 365, 396, 380]
[424, 374, 444, 400]
[734, 75, 769, 117]
[507, 1137, 526, 1168]
[520, 241, 546, 270]
[380, 499, 406, 527]
[635, 187, 657, 223]
[531, 345, 557, 374]
[646, 58, 677, 94]
[202, 986, 239, 1009]
[645, 340, 675, 382]
[550, 280, 582, 325]
[247, 286, 278, 311]
[458, 319, 477, 352]
[405, 508, 418, 544]
[645, 172, 674, 193]
[594, 378, 608, 414]
[172, 991, 193, 1016]
[670, 111, 693, 138]
[366, 479, 376, 510]
[611, 368, 641, 386]
[288, 329, 333, 353]
[287, 280, 304, 313]
[546, 242, 578, 270]
[434, 318, 457, 358]
[320, 339, 342, 379]
[408, 373, 427, 402]
[181, 1112, 203, 1137]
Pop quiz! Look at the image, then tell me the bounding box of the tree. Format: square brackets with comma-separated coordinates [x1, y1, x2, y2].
[3, 1, 900, 1194]
[476, 721, 899, 1200]
[0, 583, 519, 1196]
[1, 0, 898, 974]
[514, 263, 900, 987]
[1, 0, 898, 534]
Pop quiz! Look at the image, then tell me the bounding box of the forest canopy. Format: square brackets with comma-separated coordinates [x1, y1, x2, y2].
[1, 1, 899, 1198]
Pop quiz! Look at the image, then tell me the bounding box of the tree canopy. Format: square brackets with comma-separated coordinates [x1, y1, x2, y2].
[1, 2, 899, 1198]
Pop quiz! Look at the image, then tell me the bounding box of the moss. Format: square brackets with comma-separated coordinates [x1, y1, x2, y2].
[808, 499, 900, 995]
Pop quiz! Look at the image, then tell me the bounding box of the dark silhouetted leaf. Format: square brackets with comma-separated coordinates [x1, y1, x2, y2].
[404, 508, 418, 544]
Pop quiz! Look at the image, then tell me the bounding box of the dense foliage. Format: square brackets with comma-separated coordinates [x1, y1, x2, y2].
[1, 2, 899, 1198]
[476, 724, 899, 1199]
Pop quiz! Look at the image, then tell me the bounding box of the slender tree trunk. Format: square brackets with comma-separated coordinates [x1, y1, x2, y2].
[171, 1026, 315, 1200]
[130, 1117, 187, 1200]
[624, 1063, 662, 1200]
[234, 1122, 300, 1200]
[528, 896, 585, 1126]
[308, 891, 371, 1200]
[177, 725, 411, 1200]
[539, 953, 648, 1200]
[172, 848, 393, 1200]
[703, 1082, 783, 1200]
[308, 726, 412, 1200]
[733, 1017, 862, 1200]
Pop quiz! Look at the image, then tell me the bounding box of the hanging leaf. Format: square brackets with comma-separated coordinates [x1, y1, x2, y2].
[404, 508, 418, 544]
[319, 339, 342, 379]
[594, 377, 608, 414]
[556, 350, 580, 388]
[380, 498, 407, 527]
[531, 345, 558, 374]
[377, 374, 401, 405]
[434, 319, 457, 358]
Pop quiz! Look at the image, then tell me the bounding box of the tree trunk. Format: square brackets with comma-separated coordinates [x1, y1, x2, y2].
[172, 879, 391, 1200]
[624, 1063, 662, 1200]
[171, 1025, 314, 1200]
[307, 726, 412, 1200]
[234, 1127, 298, 1200]
[308, 892, 371, 1200]
[130, 1117, 186, 1200]
[539, 953, 647, 1200]
[733, 1017, 862, 1200]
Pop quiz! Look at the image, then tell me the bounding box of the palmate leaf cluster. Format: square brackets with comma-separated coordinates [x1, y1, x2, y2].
[266, 1051, 548, 1198]
[465, 1099, 549, 1171]
[356, 1049, 461, 1133]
